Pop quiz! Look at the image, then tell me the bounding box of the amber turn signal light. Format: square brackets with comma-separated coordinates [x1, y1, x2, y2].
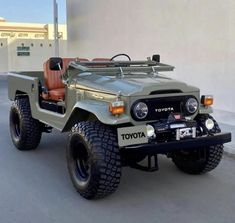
[201, 95, 214, 106]
[109, 101, 125, 115]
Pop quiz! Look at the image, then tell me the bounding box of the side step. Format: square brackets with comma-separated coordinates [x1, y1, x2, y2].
[42, 125, 53, 133]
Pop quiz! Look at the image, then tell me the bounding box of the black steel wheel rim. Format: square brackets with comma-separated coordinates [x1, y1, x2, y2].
[73, 141, 90, 183]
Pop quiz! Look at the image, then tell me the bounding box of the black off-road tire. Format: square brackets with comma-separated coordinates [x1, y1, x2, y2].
[172, 115, 223, 174]
[67, 121, 122, 199]
[9, 98, 42, 150]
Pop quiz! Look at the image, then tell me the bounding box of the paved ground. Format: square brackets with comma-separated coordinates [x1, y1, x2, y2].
[1, 75, 235, 223]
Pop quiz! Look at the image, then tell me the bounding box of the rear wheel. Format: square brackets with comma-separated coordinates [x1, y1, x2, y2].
[172, 115, 223, 174]
[9, 98, 42, 150]
[67, 121, 122, 199]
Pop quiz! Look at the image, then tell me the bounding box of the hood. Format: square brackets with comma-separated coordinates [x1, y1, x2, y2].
[74, 72, 199, 96]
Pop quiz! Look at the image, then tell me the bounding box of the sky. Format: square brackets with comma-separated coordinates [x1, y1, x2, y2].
[0, 0, 66, 24]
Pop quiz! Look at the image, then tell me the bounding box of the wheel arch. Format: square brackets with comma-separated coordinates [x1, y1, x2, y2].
[62, 107, 98, 132]
[62, 100, 131, 132]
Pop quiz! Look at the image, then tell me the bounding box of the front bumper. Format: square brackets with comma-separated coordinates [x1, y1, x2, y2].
[123, 132, 231, 155]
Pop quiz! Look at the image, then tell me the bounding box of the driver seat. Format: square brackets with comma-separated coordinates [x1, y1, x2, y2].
[42, 58, 89, 101]
[42, 58, 74, 101]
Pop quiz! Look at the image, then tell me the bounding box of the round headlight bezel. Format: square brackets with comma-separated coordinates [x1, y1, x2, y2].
[185, 97, 198, 114]
[132, 102, 149, 120]
[205, 118, 215, 130]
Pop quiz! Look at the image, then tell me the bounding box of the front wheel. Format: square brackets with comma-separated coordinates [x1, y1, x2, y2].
[172, 145, 223, 174]
[9, 98, 42, 150]
[66, 121, 122, 199]
[172, 115, 224, 174]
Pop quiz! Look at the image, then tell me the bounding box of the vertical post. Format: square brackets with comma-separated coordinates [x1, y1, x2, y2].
[53, 0, 59, 56]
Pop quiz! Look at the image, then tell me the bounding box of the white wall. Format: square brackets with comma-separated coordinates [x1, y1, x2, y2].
[67, 0, 235, 112]
[0, 39, 8, 72]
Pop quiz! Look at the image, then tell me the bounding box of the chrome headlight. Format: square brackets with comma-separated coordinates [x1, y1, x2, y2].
[186, 98, 198, 114]
[133, 102, 148, 120]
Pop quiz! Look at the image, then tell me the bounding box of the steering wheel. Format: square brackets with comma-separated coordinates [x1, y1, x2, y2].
[110, 53, 131, 61]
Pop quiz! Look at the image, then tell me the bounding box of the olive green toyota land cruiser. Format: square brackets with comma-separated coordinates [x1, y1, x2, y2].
[8, 54, 231, 199]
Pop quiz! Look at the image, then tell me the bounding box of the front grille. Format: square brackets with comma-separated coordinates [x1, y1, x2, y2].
[131, 96, 196, 121]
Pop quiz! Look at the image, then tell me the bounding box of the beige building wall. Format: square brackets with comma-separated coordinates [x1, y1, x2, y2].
[0, 38, 67, 72]
[0, 21, 67, 40]
[67, 0, 235, 112]
[0, 39, 8, 72]
[0, 19, 67, 72]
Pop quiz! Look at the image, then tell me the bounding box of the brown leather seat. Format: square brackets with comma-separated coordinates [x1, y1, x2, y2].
[42, 58, 89, 101]
[47, 88, 65, 101]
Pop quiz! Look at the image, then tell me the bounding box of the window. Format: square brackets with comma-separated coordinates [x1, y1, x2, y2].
[35, 34, 45, 38]
[1, 32, 15, 37]
[18, 33, 28, 38]
[1, 33, 11, 37]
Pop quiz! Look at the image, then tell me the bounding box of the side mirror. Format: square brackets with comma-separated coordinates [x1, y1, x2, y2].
[152, 54, 160, 63]
[49, 57, 63, 70]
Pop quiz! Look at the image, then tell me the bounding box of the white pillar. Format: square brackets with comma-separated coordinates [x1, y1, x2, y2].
[53, 0, 59, 56]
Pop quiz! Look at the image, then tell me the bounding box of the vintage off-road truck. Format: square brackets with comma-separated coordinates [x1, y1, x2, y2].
[8, 54, 231, 199]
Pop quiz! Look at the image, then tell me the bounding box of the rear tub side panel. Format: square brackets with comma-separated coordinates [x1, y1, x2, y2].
[8, 73, 67, 130]
[8, 73, 39, 101]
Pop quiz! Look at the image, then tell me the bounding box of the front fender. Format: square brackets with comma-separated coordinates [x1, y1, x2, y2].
[62, 100, 130, 132]
[199, 104, 213, 114]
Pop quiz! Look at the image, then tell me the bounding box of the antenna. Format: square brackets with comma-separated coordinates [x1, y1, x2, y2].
[53, 0, 59, 56]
